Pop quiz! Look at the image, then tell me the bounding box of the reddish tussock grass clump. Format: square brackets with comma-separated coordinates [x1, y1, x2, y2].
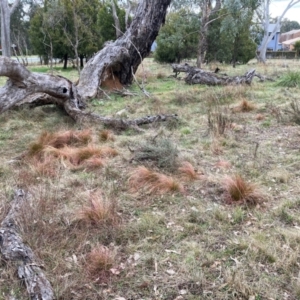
[215, 160, 232, 169]
[99, 129, 115, 142]
[85, 245, 115, 280]
[78, 191, 119, 226]
[129, 166, 184, 194]
[222, 174, 266, 206]
[178, 161, 201, 180]
[45, 145, 118, 166]
[28, 129, 92, 156]
[255, 114, 265, 121]
[233, 99, 256, 112]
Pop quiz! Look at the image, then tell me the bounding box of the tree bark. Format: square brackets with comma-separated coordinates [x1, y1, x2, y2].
[0, 189, 54, 300]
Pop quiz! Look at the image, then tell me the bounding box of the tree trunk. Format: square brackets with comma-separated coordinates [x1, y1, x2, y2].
[0, 0, 20, 57]
[0, 0, 12, 57]
[63, 53, 68, 69]
[77, 0, 171, 100]
[80, 54, 84, 68]
[0, 0, 174, 130]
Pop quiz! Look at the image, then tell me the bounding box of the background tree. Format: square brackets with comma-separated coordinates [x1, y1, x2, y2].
[10, 0, 30, 63]
[279, 18, 300, 33]
[29, 2, 69, 66]
[258, 0, 300, 63]
[294, 40, 300, 56]
[97, 1, 126, 49]
[154, 9, 199, 63]
[0, 0, 20, 57]
[219, 0, 259, 66]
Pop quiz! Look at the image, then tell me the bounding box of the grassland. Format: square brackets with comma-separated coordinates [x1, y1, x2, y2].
[1, 58, 300, 299]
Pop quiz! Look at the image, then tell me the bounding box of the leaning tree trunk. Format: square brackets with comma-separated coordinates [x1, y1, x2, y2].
[0, 0, 174, 129]
[77, 0, 171, 100]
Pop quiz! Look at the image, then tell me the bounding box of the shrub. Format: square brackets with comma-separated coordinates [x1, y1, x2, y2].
[132, 138, 178, 170]
[128, 166, 184, 194]
[222, 174, 266, 206]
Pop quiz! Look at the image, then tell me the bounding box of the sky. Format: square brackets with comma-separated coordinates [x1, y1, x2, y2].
[270, 0, 300, 22]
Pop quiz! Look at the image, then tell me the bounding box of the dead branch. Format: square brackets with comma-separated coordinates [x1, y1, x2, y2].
[112, 88, 138, 97]
[254, 73, 275, 82]
[0, 189, 54, 300]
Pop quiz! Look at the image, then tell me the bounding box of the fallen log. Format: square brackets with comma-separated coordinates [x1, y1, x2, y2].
[0, 0, 174, 130]
[185, 68, 256, 85]
[171, 63, 256, 85]
[0, 57, 178, 130]
[0, 189, 54, 300]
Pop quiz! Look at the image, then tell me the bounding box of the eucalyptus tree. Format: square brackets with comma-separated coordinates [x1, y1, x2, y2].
[258, 0, 300, 63]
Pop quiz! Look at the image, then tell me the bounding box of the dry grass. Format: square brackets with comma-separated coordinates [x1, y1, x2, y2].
[215, 160, 232, 169]
[3, 59, 300, 299]
[29, 156, 60, 178]
[28, 129, 92, 156]
[99, 129, 115, 142]
[77, 191, 119, 226]
[222, 174, 266, 206]
[85, 245, 115, 279]
[45, 145, 118, 166]
[128, 166, 184, 194]
[178, 161, 201, 180]
[233, 99, 256, 112]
